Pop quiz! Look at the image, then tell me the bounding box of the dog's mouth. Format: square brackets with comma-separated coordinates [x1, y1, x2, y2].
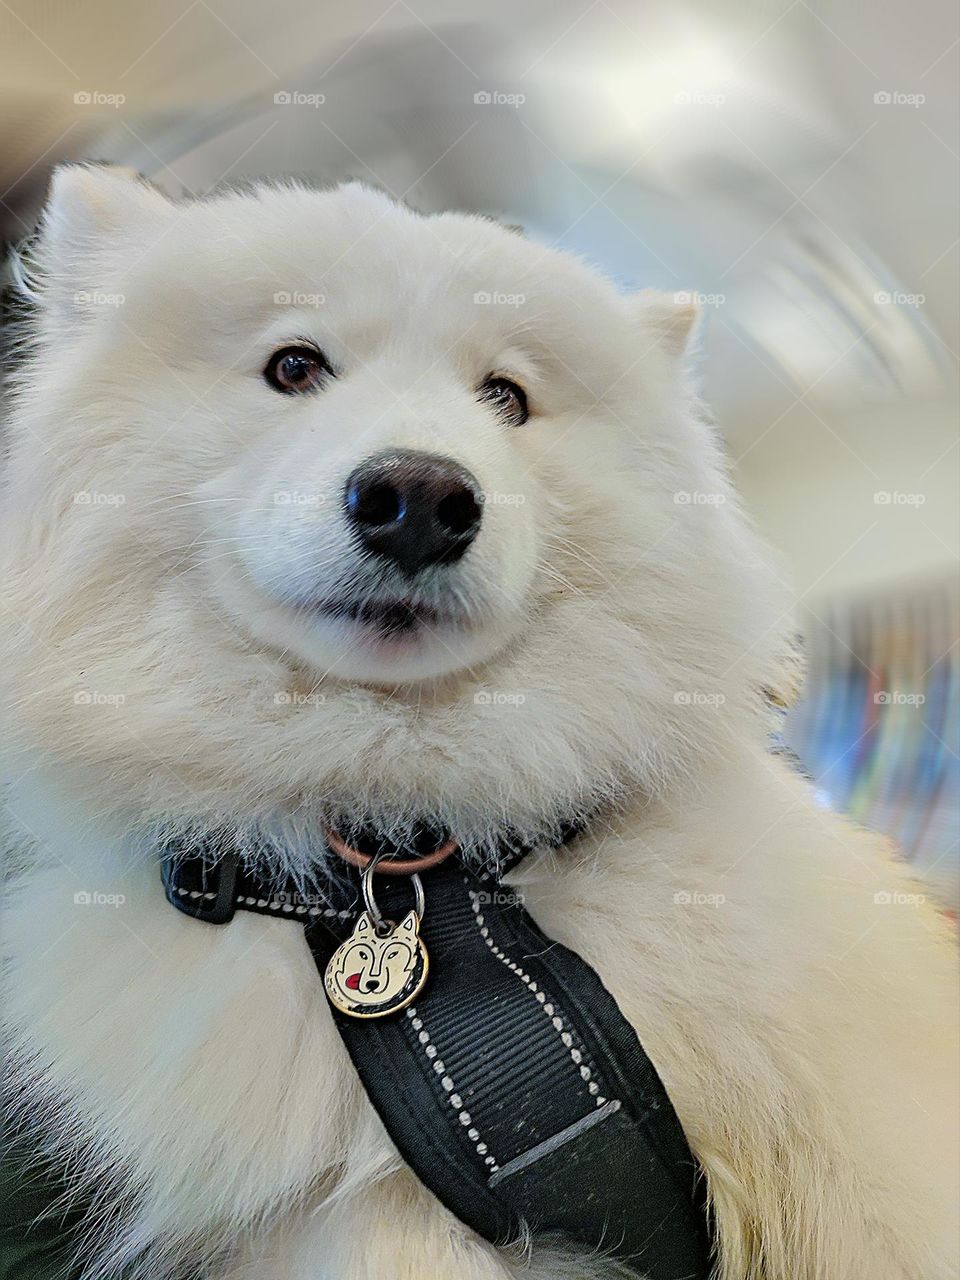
[210, 526, 526, 681]
[317, 597, 459, 640]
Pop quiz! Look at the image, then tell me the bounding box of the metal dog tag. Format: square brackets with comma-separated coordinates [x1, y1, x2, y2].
[324, 909, 429, 1019]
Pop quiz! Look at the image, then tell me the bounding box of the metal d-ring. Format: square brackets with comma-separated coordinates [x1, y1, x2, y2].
[361, 848, 426, 934]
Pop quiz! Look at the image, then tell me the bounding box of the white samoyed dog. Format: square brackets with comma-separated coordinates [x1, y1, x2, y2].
[0, 166, 957, 1280]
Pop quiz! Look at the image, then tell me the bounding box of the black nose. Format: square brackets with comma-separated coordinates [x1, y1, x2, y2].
[343, 449, 483, 574]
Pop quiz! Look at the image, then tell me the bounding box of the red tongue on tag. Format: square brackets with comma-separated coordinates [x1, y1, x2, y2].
[345, 973, 362, 990]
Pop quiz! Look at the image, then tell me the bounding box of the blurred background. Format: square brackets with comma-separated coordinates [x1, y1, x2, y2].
[1, 0, 957, 905]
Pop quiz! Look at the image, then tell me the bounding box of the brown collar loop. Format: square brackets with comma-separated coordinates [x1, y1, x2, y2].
[324, 827, 458, 875]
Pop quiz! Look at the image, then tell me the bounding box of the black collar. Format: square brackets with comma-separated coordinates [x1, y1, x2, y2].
[161, 823, 713, 1278]
[160, 818, 587, 925]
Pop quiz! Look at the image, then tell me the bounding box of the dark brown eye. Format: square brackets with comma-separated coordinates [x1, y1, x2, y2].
[264, 345, 333, 394]
[478, 375, 528, 426]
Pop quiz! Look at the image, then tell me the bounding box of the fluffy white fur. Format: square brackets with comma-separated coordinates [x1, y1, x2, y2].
[0, 167, 957, 1280]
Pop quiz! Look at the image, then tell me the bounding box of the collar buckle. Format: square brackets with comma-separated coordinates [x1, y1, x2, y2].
[162, 849, 239, 924]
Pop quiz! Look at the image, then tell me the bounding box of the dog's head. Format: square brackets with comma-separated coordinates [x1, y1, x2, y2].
[0, 167, 785, 856]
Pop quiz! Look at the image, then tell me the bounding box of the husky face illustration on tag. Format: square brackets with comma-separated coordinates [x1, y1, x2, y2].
[324, 910, 428, 1018]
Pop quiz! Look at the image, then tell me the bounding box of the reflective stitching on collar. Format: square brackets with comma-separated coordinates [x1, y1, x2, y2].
[405, 1006, 501, 1173]
[466, 883, 612, 1110]
[173, 884, 353, 919]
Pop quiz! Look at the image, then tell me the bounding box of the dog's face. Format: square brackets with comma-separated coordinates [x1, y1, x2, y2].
[0, 168, 783, 852]
[325, 912, 421, 1010]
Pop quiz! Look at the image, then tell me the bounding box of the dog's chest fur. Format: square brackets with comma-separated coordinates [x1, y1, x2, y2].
[3, 754, 958, 1280]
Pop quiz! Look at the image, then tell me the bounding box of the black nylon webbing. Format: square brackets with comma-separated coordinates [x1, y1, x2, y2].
[163, 848, 712, 1279]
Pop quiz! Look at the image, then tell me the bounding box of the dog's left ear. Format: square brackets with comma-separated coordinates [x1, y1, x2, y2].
[32, 164, 174, 323]
[628, 290, 700, 364]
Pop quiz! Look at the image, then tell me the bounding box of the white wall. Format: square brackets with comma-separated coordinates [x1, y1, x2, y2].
[731, 396, 959, 603]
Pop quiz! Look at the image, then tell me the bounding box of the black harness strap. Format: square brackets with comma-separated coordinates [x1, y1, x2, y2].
[163, 844, 712, 1279]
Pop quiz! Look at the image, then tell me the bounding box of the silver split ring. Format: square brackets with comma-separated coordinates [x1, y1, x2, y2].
[361, 849, 426, 933]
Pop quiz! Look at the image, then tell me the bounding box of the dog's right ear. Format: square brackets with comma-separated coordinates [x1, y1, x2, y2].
[628, 290, 700, 364]
[33, 164, 173, 321]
